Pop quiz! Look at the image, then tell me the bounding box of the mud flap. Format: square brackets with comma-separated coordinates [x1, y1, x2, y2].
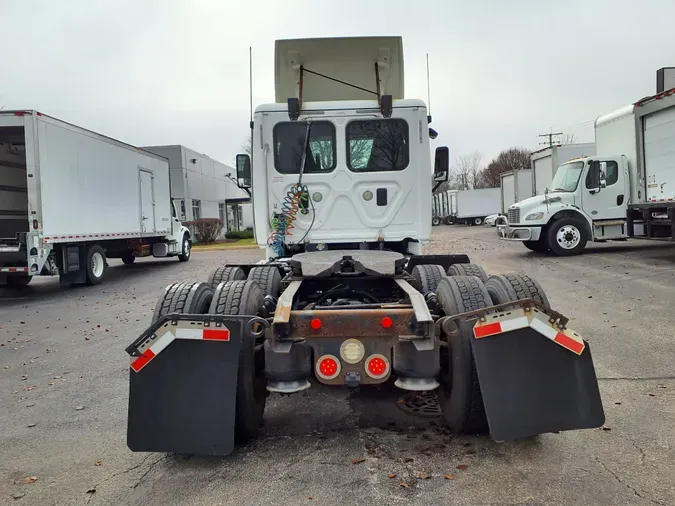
[126, 314, 260, 456]
[471, 322, 605, 441]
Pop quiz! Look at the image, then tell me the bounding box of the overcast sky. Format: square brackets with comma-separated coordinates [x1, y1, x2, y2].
[2, 0, 674, 168]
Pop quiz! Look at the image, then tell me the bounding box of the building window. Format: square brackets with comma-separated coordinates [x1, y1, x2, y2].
[191, 199, 201, 220]
[218, 203, 225, 225]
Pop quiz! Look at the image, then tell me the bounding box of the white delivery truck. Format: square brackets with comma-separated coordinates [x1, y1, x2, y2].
[500, 169, 533, 214]
[497, 80, 675, 255]
[531, 143, 596, 196]
[452, 188, 501, 225]
[0, 111, 191, 288]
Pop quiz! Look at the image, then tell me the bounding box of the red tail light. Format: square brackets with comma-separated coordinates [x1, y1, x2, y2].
[316, 355, 340, 380]
[310, 318, 322, 330]
[365, 354, 390, 379]
[381, 316, 393, 328]
[32, 220, 39, 230]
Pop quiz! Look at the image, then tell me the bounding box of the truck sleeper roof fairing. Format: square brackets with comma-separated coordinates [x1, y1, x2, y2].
[275, 36, 404, 103]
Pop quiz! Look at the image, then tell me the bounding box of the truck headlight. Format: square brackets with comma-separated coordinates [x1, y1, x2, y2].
[525, 212, 544, 221]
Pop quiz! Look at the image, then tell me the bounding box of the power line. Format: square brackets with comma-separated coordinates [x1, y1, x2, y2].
[538, 129, 563, 147]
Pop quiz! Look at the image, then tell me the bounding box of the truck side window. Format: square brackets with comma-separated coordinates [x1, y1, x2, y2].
[585, 161, 618, 188]
[346, 119, 409, 172]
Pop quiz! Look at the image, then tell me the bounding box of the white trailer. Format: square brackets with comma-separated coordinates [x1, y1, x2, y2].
[0, 110, 191, 288]
[500, 169, 533, 214]
[452, 188, 501, 225]
[497, 77, 675, 255]
[531, 143, 596, 196]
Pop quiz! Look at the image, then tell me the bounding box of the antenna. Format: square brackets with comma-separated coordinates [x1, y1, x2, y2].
[249, 46, 253, 129]
[426, 53, 431, 120]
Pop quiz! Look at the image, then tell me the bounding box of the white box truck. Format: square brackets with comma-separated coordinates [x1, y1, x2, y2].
[0, 110, 191, 288]
[497, 80, 675, 255]
[531, 143, 596, 196]
[500, 169, 533, 214]
[452, 188, 501, 225]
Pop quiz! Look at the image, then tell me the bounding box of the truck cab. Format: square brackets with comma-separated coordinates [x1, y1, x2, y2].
[498, 155, 630, 255]
[235, 37, 448, 259]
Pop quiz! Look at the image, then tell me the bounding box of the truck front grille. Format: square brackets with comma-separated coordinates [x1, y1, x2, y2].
[508, 208, 520, 224]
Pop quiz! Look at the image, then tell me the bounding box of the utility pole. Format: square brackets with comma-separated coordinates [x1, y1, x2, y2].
[538, 128, 563, 147]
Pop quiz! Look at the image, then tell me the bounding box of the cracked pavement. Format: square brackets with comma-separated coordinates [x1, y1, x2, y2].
[1, 227, 675, 505]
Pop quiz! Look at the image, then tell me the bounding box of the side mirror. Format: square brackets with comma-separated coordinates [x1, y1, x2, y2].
[433, 146, 449, 183]
[236, 154, 251, 188]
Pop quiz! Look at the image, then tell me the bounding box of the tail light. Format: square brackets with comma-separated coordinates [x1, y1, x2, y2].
[365, 354, 390, 380]
[33, 220, 39, 230]
[316, 354, 341, 380]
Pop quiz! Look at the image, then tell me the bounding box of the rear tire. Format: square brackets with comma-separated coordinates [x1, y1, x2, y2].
[247, 266, 282, 298]
[85, 244, 107, 286]
[436, 276, 490, 434]
[208, 266, 246, 288]
[410, 264, 446, 294]
[447, 263, 488, 282]
[7, 275, 32, 289]
[485, 273, 551, 308]
[121, 251, 135, 265]
[151, 282, 214, 323]
[432, 217, 441, 226]
[444, 216, 455, 225]
[473, 217, 484, 226]
[209, 280, 266, 442]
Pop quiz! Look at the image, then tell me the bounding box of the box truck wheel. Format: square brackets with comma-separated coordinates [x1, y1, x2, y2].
[121, 251, 135, 265]
[444, 216, 455, 225]
[547, 218, 587, 256]
[178, 234, 191, 262]
[209, 280, 266, 441]
[7, 275, 32, 289]
[432, 217, 441, 226]
[472, 217, 484, 226]
[411, 264, 446, 294]
[447, 263, 488, 283]
[85, 245, 107, 285]
[208, 266, 246, 289]
[485, 273, 550, 308]
[436, 276, 490, 434]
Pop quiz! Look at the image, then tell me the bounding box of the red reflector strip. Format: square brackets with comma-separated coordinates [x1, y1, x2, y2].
[202, 328, 230, 341]
[474, 322, 502, 338]
[554, 332, 585, 355]
[0, 267, 29, 273]
[130, 349, 156, 372]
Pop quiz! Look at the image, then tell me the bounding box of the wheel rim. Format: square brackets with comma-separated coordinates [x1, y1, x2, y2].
[474, 218, 482, 225]
[183, 239, 191, 258]
[556, 225, 581, 249]
[91, 252, 104, 278]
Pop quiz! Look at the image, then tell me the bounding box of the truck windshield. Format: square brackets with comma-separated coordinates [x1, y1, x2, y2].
[273, 121, 336, 174]
[548, 161, 585, 192]
[346, 119, 409, 172]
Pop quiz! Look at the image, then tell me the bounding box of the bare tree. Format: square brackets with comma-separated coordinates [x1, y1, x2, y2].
[242, 133, 252, 157]
[455, 152, 483, 190]
[476, 147, 531, 188]
[562, 133, 577, 144]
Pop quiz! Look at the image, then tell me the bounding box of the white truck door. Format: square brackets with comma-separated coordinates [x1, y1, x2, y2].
[268, 117, 422, 244]
[139, 169, 156, 233]
[533, 156, 553, 195]
[643, 106, 675, 202]
[581, 160, 626, 220]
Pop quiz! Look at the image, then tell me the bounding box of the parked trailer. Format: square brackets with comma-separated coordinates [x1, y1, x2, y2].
[452, 188, 501, 225]
[498, 75, 675, 255]
[0, 111, 191, 288]
[126, 36, 604, 458]
[500, 169, 533, 214]
[531, 143, 596, 196]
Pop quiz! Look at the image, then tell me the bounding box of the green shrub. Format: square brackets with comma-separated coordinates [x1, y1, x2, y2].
[225, 229, 254, 239]
[184, 218, 224, 243]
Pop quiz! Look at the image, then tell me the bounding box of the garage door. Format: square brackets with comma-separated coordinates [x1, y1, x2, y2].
[644, 106, 675, 202]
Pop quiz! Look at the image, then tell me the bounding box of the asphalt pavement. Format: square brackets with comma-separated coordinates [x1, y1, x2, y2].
[1, 227, 674, 505]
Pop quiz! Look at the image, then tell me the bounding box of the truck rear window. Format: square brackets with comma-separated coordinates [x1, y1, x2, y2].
[273, 121, 336, 174]
[346, 119, 409, 172]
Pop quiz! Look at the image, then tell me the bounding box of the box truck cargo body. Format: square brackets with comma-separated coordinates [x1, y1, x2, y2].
[452, 188, 500, 225]
[0, 110, 191, 288]
[500, 169, 533, 214]
[531, 143, 596, 196]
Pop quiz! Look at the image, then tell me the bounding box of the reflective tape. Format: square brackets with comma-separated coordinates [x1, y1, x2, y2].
[473, 309, 585, 355]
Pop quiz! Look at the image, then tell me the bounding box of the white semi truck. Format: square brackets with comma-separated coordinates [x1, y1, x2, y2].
[0, 111, 191, 287]
[126, 36, 604, 458]
[498, 83, 675, 255]
[531, 143, 596, 196]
